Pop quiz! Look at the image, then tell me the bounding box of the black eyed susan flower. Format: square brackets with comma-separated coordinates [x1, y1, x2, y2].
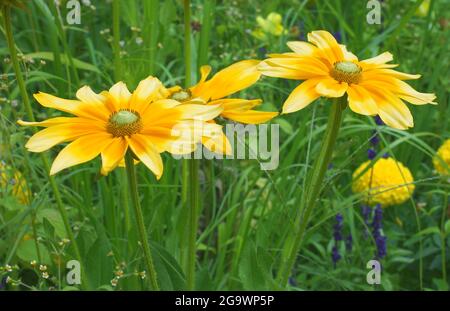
[259, 30, 437, 129]
[18, 77, 222, 179]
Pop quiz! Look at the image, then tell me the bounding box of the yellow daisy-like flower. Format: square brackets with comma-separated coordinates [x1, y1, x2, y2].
[165, 60, 278, 154]
[433, 138, 450, 175]
[259, 30, 437, 129]
[0, 161, 29, 204]
[18, 76, 222, 179]
[252, 12, 287, 41]
[352, 157, 415, 207]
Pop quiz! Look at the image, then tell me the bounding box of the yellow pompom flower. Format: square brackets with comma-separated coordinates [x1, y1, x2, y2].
[252, 12, 287, 41]
[0, 161, 29, 204]
[165, 61, 278, 154]
[259, 30, 437, 129]
[352, 158, 415, 207]
[18, 76, 222, 179]
[433, 139, 450, 175]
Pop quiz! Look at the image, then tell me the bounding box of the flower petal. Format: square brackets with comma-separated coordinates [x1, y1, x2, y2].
[129, 76, 164, 111]
[316, 78, 348, 97]
[221, 110, 278, 124]
[100, 137, 128, 175]
[307, 30, 344, 64]
[282, 79, 321, 114]
[207, 60, 261, 100]
[202, 131, 232, 155]
[126, 134, 163, 179]
[50, 133, 113, 175]
[108, 82, 131, 109]
[286, 41, 318, 56]
[347, 85, 378, 116]
[25, 122, 104, 152]
[33, 92, 109, 121]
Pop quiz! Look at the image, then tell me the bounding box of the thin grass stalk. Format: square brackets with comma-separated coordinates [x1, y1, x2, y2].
[2, 5, 88, 289]
[143, 0, 159, 75]
[112, 0, 122, 81]
[276, 97, 347, 288]
[124, 152, 160, 290]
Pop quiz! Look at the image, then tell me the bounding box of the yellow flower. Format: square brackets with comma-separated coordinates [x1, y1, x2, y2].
[0, 161, 29, 204]
[165, 61, 278, 154]
[252, 12, 287, 41]
[433, 139, 450, 175]
[259, 30, 436, 129]
[18, 76, 222, 179]
[352, 158, 415, 207]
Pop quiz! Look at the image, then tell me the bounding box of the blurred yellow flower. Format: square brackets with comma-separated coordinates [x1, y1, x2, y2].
[352, 158, 415, 207]
[165, 61, 278, 154]
[0, 161, 29, 204]
[433, 139, 450, 175]
[259, 30, 437, 129]
[252, 12, 287, 41]
[18, 77, 222, 179]
[415, 0, 431, 17]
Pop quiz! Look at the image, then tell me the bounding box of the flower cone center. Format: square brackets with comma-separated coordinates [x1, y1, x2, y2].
[107, 109, 142, 137]
[330, 61, 362, 84]
[170, 89, 192, 102]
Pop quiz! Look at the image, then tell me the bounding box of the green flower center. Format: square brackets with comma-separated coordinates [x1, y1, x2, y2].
[107, 109, 142, 137]
[170, 89, 192, 102]
[330, 61, 362, 84]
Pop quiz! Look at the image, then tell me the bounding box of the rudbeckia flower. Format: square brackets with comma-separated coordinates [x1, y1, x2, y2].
[259, 30, 437, 129]
[352, 157, 415, 207]
[433, 138, 450, 175]
[164, 60, 278, 154]
[18, 76, 222, 179]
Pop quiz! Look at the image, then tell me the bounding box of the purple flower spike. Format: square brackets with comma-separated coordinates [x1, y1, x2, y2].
[374, 116, 384, 125]
[368, 148, 377, 160]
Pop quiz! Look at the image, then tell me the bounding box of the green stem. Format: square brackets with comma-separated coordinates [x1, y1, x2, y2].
[124, 152, 160, 290]
[2, 5, 88, 289]
[112, 0, 122, 81]
[144, 0, 159, 75]
[183, 0, 199, 290]
[276, 97, 347, 288]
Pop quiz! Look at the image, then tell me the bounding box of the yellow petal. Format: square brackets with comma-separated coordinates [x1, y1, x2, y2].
[340, 44, 358, 62]
[263, 56, 329, 78]
[18, 117, 83, 127]
[100, 137, 128, 175]
[258, 61, 305, 80]
[129, 76, 164, 111]
[307, 30, 344, 64]
[286, 41, 318, 56]
[25, 122, 104, 152]
[76, 85, 112, 113]
[208, 60, 261, 100]
[221, 110, 278, 124]
[33, 92, 109, 121]
[50, 133, 113, 175]
[316, 78, 348, 97]
[347, 85, 378, 116]
[210, 98, 261, 112]
[282, 79, 321, 114]
[126, 134, 163, 179]
[108, 81, 131, 109]
[177, 104, 223, 121]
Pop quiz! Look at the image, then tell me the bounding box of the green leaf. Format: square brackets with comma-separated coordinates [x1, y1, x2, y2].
[445, 220, 450, 236]
[37, 208, 66, 238]
[24, 52, 101, 73]
[86, 237, 113, 290]
[16, 239, 51, 264]
[151, 242, 185, 290]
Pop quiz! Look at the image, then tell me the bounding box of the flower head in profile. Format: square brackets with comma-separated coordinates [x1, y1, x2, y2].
[433, 138, 450, 176]
[352, 157, 415, 207]
[252, 12, 287, 41]
[259, 30, 436, 129]
[0, 161, 29, 204]
[165, 60, 278, 154]
[18, 77, 222, 179]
